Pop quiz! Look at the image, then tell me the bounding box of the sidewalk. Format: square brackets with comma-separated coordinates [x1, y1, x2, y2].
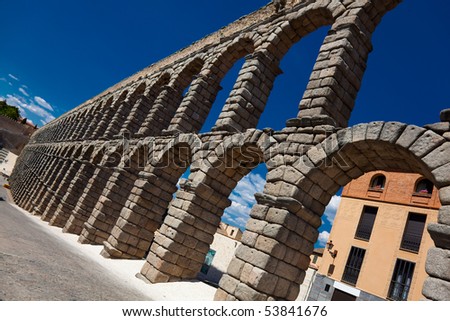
[1, 178, 216, 301]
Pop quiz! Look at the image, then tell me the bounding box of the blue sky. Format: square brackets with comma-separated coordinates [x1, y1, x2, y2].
[1, 1, 449, 246]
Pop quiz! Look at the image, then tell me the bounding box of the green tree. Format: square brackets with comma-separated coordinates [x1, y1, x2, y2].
[0, 100, 21, 120]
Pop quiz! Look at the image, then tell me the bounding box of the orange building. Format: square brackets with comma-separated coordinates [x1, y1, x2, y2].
[307, 171, 440, 301]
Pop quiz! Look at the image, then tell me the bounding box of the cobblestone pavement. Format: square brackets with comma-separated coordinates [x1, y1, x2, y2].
[0, 177, 150, 301]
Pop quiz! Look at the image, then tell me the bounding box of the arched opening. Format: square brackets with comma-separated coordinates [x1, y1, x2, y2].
[199, 162, 267, 285]
[258, 25, 331, 130]
[138, 58, 205, 137]
[198, 38, 255, 133]
[369, 174, 386, 191]
[66, 142, 124, 238]
[414, 178, 434, 196]
[122, 73, 171, 136]
[216, 123, 449, 301]
[80, 142, 148, 246]
[93, 90, 129, 139]
[101, 139, 194, 259]
[200, 58, 247, 133]
[140, 136, 265, 284]
[49, 144, 98, 227]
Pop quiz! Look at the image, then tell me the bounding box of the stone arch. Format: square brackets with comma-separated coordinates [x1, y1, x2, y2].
[79, 141, 147, 245]
[265, 7, 335, 60]
[104, 82, 149, 138]
[71, 107, 94, 140]
[209, 34, 287, 133]
[81, 144, 96, 161]
[140, 131, 267, 283]
[292, 1, 401, 126]
[62, 142, 125, 236]
[167, 37, 258, 134]
[137, 57, 205, 137]
[102, 137, 196, 259]
[92, 90, 129, 139]
[84, 98, 110, 139]
[122, 72, 172, 136]
[215, 121, 450, 301]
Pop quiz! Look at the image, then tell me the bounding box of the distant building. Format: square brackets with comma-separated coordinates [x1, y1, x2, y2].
[200, 216, 325, 300]
[0, 115, 36, 154]
[216, 222, 243, 241]
[297, 248, 325, 301]
[307, 171, 440, 301]
[0, 148, 18, 177]
[198, 223, 242, 285]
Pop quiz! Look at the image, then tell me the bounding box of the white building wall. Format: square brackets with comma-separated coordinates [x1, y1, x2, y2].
[297, 268, 318, 301]
[199, 233, 240, 285]
[199, 232, 317, 300]
[0, 151, 18, 177]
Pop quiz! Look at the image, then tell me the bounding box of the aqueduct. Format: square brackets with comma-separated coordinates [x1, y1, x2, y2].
[9, 0, 450, 300]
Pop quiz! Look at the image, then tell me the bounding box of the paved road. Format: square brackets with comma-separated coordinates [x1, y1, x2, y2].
[0, 177, 150, 301]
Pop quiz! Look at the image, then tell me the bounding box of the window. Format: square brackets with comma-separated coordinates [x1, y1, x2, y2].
[200, 249, 216, 274]
[369, 175, 386, 190]
[342, 247, 366, 285]
[414, 179, 433, 196]
[388, 259, 415, 301]
[355, 206, 378, 241]
[400, 213, 426, 253]
[312, 254, 318, 264]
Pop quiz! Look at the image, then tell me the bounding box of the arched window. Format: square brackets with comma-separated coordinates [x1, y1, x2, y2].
[414, 179, 433, 196]
[369, 175, 386, 191]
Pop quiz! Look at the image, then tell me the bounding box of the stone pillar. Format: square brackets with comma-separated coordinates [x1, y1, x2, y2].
[45, 159, 86, 226]
[91, 97, 125, 139]
[140, 178, 231, 283]
[79, 168, 139, 245]
[103, 101, 131, 139]
[23, 151, 63, 212]
[137, 86, 181, 137]
[120, 95, 157, 136]
[12, 148, 45, 206]
[83, 102, 108, 140]
[213, 52, 282, 132]
[34, 157, 75, 219]
[215, 194, 321, 301]
[100, 172, 169, 259]
[297, 17, 373, 127]
[64, 166, 115, 235]
[52, 161, 98, 229]
[165, 74, 221, 134]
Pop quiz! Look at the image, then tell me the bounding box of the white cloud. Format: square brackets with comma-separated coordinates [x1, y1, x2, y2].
[34, 96, 54, 111]
[0, 77, 7, 83]
[318, 231, 330, 246]
[19, 87, 29, 97]
[323, 195, 341, 225]
[8, 74, 19, 81]
[5, 94, 55, 124]
[224, 171, 266, 230]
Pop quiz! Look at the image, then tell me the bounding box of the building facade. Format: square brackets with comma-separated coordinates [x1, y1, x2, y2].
[308, 171, 440, 301]
[0, 148, 18, 177]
